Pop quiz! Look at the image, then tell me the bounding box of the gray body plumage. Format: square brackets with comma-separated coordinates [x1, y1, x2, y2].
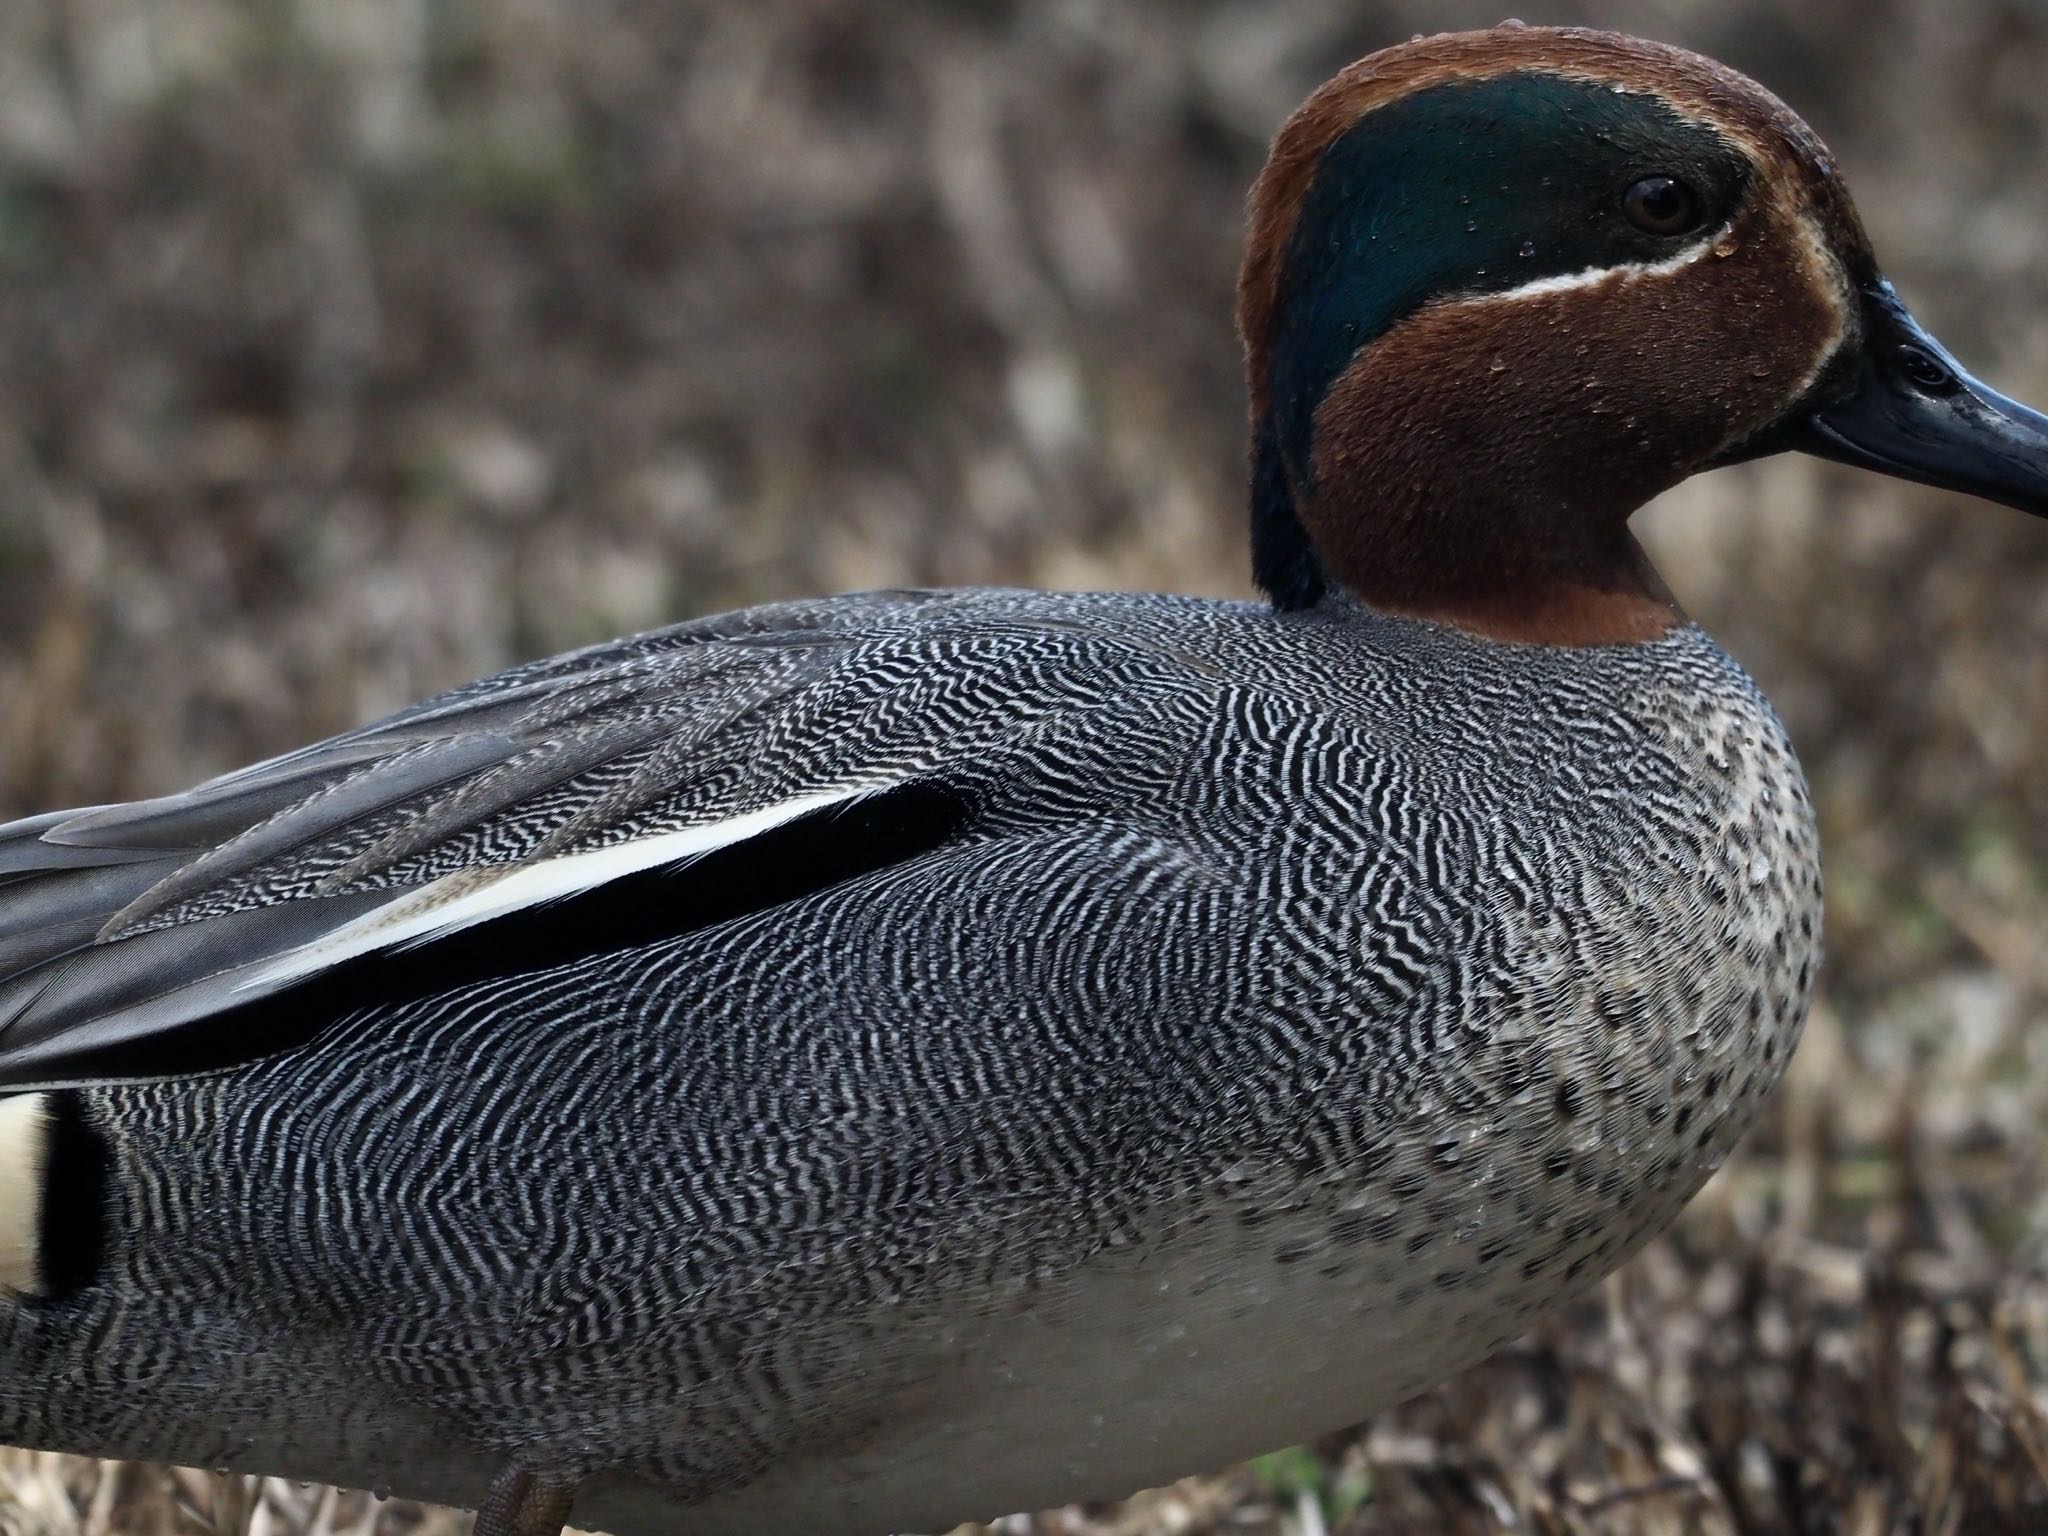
[0, 589, 1819, 1535]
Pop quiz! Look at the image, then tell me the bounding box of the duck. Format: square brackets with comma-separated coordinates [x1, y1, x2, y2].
[2, 23, 2045, 1536]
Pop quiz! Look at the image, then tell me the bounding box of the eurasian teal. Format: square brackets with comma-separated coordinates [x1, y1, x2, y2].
[1, 24, 2044, 1536]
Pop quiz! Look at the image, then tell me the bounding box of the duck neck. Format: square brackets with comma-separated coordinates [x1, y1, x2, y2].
[1251, 412, 1685, 648]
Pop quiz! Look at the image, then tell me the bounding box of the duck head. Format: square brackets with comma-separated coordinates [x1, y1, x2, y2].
[1240, 25, 2048, 644]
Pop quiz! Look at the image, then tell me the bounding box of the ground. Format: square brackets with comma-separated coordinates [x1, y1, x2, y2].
[0, 1, 2043, 1532]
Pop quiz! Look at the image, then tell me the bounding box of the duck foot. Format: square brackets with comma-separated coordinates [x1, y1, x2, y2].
[473, 1462, 579, 1536]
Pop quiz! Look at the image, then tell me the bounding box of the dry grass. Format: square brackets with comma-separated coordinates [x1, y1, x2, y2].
[0, 0, 2044, 1532]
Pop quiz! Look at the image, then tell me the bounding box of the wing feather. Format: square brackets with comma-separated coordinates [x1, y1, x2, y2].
[0, 589, 1172, 1089]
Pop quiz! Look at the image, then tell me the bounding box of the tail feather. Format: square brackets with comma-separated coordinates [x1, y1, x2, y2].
[0, 1092, 52, 1295]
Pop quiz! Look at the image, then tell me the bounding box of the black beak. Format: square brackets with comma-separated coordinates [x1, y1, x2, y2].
[1764, 283, 2048, 517]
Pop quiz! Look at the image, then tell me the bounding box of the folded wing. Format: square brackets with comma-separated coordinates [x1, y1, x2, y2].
[0, 589, 1150, 1089]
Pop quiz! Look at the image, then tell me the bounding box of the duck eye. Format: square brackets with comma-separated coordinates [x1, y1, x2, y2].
[1622, 176, 1702, 236]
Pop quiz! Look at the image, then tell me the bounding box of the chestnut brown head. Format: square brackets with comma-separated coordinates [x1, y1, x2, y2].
[1240, 26, 2048, 644]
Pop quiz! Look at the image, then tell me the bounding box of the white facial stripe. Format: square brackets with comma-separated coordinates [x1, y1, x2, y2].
[240, 782, 895, 993]
[1784, 210, 1852, 395]
[1457, 230, 1723, 306]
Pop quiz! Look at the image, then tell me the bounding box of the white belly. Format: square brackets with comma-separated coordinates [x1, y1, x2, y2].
[576, 1144, 1723, 1536]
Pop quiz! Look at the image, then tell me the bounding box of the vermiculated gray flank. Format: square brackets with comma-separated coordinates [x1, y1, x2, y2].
[0, 587, 1818, 1536]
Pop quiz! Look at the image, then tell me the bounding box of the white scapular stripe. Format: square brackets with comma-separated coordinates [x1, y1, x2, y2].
[0, 1093, 51, 1296]
[241, 783, 892, 994]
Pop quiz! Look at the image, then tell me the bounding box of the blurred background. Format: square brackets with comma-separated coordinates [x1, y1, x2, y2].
[0, 0, 2044, 1533]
